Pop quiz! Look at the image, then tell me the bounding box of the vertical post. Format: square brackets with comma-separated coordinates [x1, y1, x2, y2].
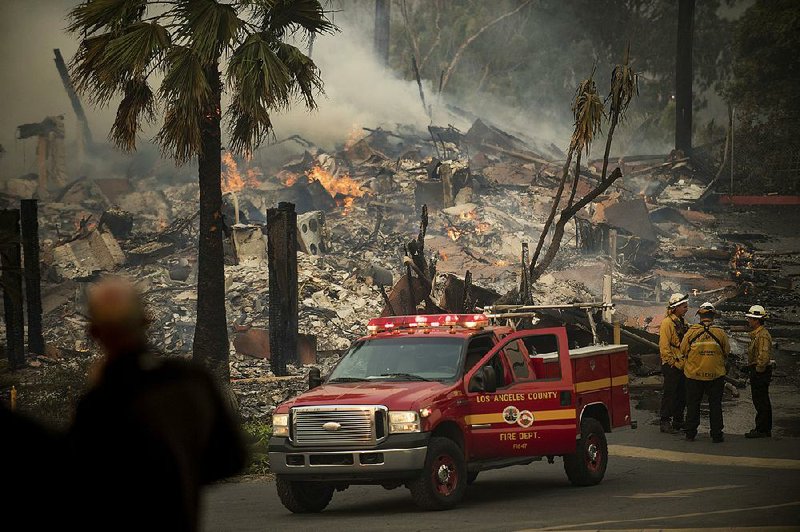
[268, 202, 298, 376]
[730, 106, 735, 194]
[440, 163, 455, 208]
[21, 200, 44, 356]
[675, 0, 695, 155]
[602, 273, 613, 324]
[374, 0, 391, 66]
[613, 321, 621, 345]
[654, 274, 662, 303]
[608, 228, 618, 264]
[1, 209, 25, 369]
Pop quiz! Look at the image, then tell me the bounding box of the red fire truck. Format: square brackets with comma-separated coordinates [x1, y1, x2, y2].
[268, 309, 632, 512]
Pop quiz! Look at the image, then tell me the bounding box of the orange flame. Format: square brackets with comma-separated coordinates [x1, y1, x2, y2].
[459, 210, 477, 221]
[476, 222, 491, 234]
[447, 227, 462, 241]
[306, 165, 364, 199]
[222, 152, 261, 193]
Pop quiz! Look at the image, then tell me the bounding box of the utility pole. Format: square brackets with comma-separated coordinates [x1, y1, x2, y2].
[675, 0, 695, 156]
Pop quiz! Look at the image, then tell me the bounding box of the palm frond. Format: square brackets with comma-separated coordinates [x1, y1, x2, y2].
[174, 0, 244, 62]
[156, 46, 212, 162]
[571, 69, 605, 155]
[71, 33, 121, 104]
[608, 43, 639, 121]
[227, 32, 292, 109]
[100, 22, 171, 75]
[111, 77, 156, 151]
[67, 0, 146, 35]
[275, 42, 322, 108]
[243, 0, 335, 38]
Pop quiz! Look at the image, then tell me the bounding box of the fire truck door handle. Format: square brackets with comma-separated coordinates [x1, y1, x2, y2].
[560, 391, 571, 406]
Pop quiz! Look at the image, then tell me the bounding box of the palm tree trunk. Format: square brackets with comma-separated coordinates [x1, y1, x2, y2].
[193, 62, 230, 383]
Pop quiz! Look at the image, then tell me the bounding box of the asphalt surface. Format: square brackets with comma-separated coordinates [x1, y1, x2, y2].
[201, 422, 800, 531]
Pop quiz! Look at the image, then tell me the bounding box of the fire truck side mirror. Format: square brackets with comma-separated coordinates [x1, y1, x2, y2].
[308, 367, 322, 390]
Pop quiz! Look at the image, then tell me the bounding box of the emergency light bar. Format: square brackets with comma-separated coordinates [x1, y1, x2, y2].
[367, 314, 489, 334]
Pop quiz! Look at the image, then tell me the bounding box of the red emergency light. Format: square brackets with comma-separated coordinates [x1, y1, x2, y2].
[367, 314, 489, 334]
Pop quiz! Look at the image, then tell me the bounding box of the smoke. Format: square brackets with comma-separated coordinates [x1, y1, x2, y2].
[266, 18, 432, 151]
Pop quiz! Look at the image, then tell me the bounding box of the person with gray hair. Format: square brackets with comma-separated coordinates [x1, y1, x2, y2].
[68, 277, 245, 531]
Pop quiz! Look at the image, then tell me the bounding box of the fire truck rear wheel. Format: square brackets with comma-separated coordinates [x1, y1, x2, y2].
[409, 437, 466, 510]
[276, 477, 334, 513]
[563, 417, 608, 486]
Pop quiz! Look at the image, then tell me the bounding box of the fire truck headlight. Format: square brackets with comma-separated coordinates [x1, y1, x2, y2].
[389, 411, 421, 433]
[272, 413, 289, 437]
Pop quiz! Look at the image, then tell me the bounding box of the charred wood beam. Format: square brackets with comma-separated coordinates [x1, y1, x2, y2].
[53, 49, 93, 147]
[20, 200, 44, 356]
[268, 202, 299, 376]
[1, 210, 25, 369]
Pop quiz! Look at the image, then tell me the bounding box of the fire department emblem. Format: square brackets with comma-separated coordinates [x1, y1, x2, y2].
[502, 405, 520, 424]
[589, 359, 596, 371]
[517, 410, 534, 428]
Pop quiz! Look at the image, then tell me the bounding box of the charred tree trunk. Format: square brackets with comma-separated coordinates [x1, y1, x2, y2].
[675, 0, 695, 155]
[267, 202, 299, 376]
[374, 0, 390, 66]
[20, 200, 44, 356]
[1, 209, 25, 369]
[193, 63, 230, 383]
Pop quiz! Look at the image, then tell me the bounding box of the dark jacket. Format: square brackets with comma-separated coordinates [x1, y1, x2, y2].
[68, 350, 246, 531]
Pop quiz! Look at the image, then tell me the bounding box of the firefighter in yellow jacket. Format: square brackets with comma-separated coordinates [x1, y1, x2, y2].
[659, 293, 689, 433]
[680, 302, 730, 442]
[744, 305, 773, 438]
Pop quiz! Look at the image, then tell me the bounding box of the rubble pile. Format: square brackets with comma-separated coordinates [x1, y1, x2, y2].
[3, 116, 799, 424]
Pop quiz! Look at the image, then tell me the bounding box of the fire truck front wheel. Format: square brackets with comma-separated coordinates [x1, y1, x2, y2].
[276, 477, 334, 513]
[563, 417, 608, 486]
[408, 437, 466, 510]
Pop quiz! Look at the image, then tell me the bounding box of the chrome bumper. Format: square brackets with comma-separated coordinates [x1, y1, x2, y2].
[269, 446, 428, 475]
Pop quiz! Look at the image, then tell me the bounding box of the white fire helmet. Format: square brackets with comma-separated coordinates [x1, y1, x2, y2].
[745, 305, 768, 319]
[668, 293, 689, 308]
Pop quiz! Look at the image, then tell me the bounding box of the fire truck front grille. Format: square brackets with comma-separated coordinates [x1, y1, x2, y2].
[292, 406, 384, 447]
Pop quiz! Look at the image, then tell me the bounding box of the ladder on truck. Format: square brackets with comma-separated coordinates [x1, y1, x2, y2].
[480, 302, 615, 345]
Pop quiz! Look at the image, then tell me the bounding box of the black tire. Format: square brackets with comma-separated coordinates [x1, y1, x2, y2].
[563, 417, 608, 486]
[466, 472, 479, 485]
[276, 477, 334, 513]
[409, 437, 467, 510]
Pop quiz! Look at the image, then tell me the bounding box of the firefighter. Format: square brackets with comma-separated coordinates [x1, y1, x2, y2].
[744, 305, 773, 438]
[659, 293, 689, 433]
[680, 302, 730, 443]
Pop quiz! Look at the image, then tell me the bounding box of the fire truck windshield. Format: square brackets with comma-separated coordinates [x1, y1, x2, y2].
[328, 337, 465, 383]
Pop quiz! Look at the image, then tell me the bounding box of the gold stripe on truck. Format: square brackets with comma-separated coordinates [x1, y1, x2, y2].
[465, 409, 576, 425]
[575, 375, 629, 393]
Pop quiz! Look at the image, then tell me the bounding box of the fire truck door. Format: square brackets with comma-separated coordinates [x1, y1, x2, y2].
[464, 328, 577, 459]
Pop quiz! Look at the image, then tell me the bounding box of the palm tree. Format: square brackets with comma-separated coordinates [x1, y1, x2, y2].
[68, 0, 334, 384]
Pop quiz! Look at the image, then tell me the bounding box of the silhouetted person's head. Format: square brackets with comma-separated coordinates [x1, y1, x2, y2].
[87, 277, 149, 360]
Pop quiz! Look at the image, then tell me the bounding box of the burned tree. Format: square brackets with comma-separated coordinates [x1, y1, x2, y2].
[529, 47, 638, 285]
[1, 209, 25, 369]
[675, 0, 695, 155]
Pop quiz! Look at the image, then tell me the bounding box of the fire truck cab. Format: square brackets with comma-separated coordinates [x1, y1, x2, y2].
[268, 312, 632, 512]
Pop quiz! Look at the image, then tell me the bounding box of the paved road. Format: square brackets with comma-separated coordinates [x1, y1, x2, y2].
[201, 424, 800, 531]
